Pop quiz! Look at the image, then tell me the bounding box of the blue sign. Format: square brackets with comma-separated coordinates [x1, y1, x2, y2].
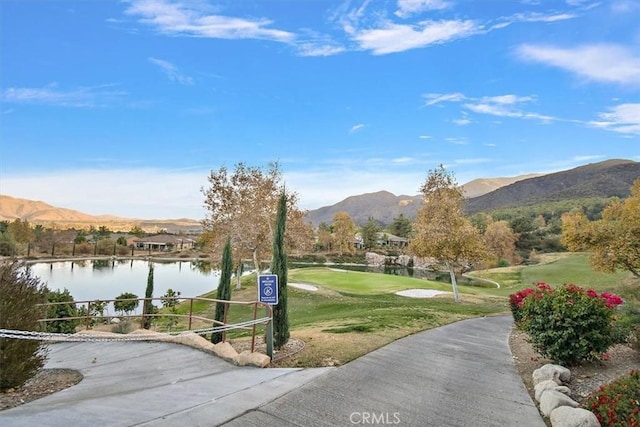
[258, 274, 279, 305]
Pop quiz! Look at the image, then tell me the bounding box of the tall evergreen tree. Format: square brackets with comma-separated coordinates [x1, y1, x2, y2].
[212, 238, 233, 344]
[272, 192, 290, 348]
[142, 263, 154, 329]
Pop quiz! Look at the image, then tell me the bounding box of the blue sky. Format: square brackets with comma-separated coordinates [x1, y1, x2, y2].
[1, 0, 639, 220]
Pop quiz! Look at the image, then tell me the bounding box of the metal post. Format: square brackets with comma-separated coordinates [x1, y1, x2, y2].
[265, 305, 273, 359]
[188, 298, 193, 330]
[251, 302, 258, 352]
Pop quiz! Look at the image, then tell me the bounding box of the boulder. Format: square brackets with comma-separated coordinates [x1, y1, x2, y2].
[533, 364, 571, 385]
[539, 389, 579, 417]
[550, 406, 601, 427]
[212, 341, 240, 363]
[237, 350, 271, 368]
[534, 379, 572, 403]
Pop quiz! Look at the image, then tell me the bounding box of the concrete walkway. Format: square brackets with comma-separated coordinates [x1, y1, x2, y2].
[0, 316, 545, 427]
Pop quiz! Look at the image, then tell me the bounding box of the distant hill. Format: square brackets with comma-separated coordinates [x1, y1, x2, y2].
[464, 159, 640, 214]
[461, 174, 543, 198]
[0, 195, 202, 233]
[305, 173, 543, 226]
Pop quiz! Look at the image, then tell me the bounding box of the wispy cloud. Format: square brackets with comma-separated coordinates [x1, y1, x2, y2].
[352, 19, 479, 55]
[297, 42, 346, 57]
[395, 0, 451, 18]
[423, 92, 557, 122]
[419, 135, 431, 139]
[589, 103, 640, 135]
[1, 83, 127, 107]
[148, 57, 194, 85]
[423, 92, 466, 106]
[349, 123, 366, 133]
[516, 43, 640, 86]
[124, 0, 294, 42]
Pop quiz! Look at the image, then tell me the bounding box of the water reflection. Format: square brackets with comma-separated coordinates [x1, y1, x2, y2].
[28, 259, 220, 303]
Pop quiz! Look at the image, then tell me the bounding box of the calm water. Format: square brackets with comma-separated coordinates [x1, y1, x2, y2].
[27, 259, 220, 303]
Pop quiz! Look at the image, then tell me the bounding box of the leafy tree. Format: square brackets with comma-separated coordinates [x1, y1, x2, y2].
[116, 236, 128, 246]
[161, 288, 181, 331]
[484, 220, 518, 267]
[114, 292, 139, 316]
[410, 165, 487, 302]
[74, 229, 87, 244]
[44, 288, 79, 333]
[161, 288, 181, 309]
[332, 211, 356, 255]
[388, 214, 412, 238]
[212, 239, 233, 344]
[562, 178, 640, 277]
[360, 217, 381, 249]
[316, 222, 333, 251]
[272, 192, 290, 348]
[7, 219, 33, 244]
[142, 264, 154, 329]
[129, 226, 145, 237]
[0, 260, 48, 390]
[201, 162, 305, 289]
[0, 232, 16, 256]
[0, 220, 8, 233]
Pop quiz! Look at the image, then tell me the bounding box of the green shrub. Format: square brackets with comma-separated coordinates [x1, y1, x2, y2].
[0, 260, 48, 390]
[114, 292, 139, 315]
[519, 283, 622, 365]
[584, 370, 640, 426]
[44, 288, 79, 333]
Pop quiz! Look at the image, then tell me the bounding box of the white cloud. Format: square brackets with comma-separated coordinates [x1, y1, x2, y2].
[453, 118, 471, 126]
[395, 0, 451, 18]
[297, 43, 346, 57]
[148, 57, 194, 85]
[124, 0, 294, 42]
[423, 92, 466, 106]
[1, 83, 127, 107]
[517, 43, 640, 85]
[352, 19, 479, 55]
[349, 124, 366, 133]
[589, 103, 640, 135]
[419, 135, 431, 139]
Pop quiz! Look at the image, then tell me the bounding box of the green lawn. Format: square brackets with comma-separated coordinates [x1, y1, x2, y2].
[288, 267, 450, 294]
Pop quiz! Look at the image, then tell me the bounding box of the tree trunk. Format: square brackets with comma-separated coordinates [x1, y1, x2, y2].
[235, 263, 242, 290]
[445, 260, 460, 302]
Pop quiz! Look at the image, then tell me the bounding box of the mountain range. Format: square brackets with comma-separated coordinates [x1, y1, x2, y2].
[1, 159, 638, 230]
[305, 159, 639, 226]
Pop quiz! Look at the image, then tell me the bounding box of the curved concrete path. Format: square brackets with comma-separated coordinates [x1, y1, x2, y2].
[1, 316, 544, 427]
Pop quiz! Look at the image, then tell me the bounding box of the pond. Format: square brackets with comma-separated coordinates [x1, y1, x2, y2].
[27, 259, 220, 304]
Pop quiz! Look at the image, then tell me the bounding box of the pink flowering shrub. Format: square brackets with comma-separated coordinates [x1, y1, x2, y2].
[510, 283, 624, 365]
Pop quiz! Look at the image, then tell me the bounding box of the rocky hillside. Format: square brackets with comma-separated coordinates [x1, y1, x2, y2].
[305, 173, 544, 226]
[304, 159, 639, 226]
[464, 159, 639, 214]
[0, 195, 202, 233]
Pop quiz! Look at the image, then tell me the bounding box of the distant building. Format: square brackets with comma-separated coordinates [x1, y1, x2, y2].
[133, 234, 196, 251]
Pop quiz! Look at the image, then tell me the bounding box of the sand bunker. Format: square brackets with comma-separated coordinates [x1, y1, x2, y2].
[395, 289, 447, 298]
[289, 283, 318, 291]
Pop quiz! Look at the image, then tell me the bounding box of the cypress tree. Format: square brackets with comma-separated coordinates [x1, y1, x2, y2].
[272, 191, 289, 348]
[142, 263, 154, 329]
[212, 238, 233, 344]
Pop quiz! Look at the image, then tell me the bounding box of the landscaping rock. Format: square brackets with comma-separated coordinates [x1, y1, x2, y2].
[539, 389, 579, 417]
[550, 406, 601, 427]
[212, 341, 240, 363]
[237, 350, 271, 368]
[533, 364, 572, 385]
[534, 379, 571, 403]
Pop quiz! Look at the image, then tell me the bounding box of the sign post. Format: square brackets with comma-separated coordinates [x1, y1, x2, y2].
[258, 274, 278, 359]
